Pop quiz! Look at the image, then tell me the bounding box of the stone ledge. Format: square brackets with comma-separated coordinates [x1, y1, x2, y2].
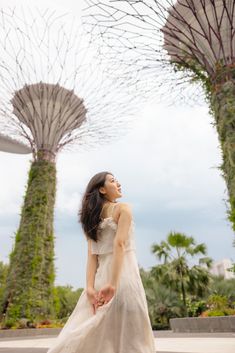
[0, 327, 61, 338]
[170, 316, 235, 332]
[0, 327, 235, 339]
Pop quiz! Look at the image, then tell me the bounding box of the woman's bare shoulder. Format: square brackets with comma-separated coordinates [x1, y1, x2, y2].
[116, 202, 132, 214]
[115, 203, 132, 226]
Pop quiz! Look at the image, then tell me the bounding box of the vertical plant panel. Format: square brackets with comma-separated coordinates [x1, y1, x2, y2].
[2, 159, 57, 321]
[210, 78, 235, 231]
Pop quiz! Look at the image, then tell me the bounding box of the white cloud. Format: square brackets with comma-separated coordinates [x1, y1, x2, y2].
[54, 102, 225, 213]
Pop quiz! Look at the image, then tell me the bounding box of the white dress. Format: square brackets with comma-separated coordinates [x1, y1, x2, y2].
[47, 215, 156, 353]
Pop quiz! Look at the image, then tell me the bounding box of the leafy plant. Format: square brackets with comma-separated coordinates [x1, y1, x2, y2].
[54, 285, 83, 319]
[140, 268, 182, 329]
[151, 232, 212, 316]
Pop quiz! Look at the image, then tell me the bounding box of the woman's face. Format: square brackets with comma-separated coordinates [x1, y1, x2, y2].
[99, 174, 122, 201]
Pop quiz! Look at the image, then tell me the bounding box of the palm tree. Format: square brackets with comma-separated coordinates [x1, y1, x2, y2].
[151, 232, 212, 316]
[140, 268, 181, 328]
[188, 261, 213, 298]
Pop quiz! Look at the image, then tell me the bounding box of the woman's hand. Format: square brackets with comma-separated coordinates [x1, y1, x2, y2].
[86, 286, 113, 314]
[97, 284, 116, 305]
[86, 284, 116, 314]
[86, 287, 100, 314]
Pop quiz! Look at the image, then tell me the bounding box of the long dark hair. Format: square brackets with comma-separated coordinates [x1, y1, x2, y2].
[78, 171, 113, 242]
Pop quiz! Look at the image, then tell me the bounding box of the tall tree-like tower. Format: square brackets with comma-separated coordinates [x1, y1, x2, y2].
[0, 8, 138, 322]
[84, 0, 235, 231]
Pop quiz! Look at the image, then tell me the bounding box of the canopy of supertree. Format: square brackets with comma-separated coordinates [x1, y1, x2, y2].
[11, 82, 87, 161]
[83, 0, 235, 105]
[0, 7, 141, 162]
[0, 133, 31, 154]
[83, 0, 235, 234]
[162, 0, 235, 78]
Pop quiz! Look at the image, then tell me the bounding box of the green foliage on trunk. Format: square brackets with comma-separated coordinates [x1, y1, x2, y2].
[1, 159, 59, 322]
[0, 261, 8, 317]
[210, 79, 235, 231]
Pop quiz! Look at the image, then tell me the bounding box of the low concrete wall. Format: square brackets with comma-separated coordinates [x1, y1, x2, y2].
[0, 327, 61, 338]
[170, 316, 235, 333]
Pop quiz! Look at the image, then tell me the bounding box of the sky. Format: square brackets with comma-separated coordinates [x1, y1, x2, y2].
[0, 0, 235, 289]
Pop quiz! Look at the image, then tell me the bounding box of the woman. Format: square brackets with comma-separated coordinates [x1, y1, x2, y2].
[47, 171, 156, 353]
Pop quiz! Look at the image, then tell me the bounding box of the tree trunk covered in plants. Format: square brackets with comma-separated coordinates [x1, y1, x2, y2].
[210, 78, 235, 231]
[1, 157, 58, 321]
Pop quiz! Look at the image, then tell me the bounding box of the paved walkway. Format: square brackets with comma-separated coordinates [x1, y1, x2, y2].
[0, 334, 235, 353]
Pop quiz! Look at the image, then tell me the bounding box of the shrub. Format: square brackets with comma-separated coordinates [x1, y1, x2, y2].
[2, 318, 16, 329]
[17, 318, 29, 329]
[207, 294, 228, 310]
[224, 308, 235, 316]
[207, 310, 225, 317]
[186, 298, 207, 317]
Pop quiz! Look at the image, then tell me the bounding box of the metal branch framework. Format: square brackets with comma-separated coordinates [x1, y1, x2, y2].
[0, 7, 141, 160]
[83, 0, 235, 235]
[162, 0, 235, 76]
[83, 0, 235, 105]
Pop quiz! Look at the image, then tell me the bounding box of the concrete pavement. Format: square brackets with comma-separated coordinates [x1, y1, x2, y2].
[0, 332, 235, 353]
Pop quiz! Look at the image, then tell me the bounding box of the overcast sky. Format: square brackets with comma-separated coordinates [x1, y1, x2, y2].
[0, 0, 235, 289]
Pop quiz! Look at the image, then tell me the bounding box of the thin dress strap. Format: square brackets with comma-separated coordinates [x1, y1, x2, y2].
[101, 202, 117, 220]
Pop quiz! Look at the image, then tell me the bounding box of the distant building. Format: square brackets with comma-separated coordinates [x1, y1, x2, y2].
[209, 259, 235, 279]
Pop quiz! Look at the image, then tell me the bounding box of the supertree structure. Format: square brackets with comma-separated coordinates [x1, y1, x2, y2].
[84, 0, 235, 231]
[0, 7, 139, 322]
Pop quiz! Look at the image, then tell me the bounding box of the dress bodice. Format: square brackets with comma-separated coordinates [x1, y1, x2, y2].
[91, 217, 136, 255]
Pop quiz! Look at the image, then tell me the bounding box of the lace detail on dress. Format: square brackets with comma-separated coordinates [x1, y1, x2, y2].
[91, 218, 136, 255]
[98, 217, 118, 231]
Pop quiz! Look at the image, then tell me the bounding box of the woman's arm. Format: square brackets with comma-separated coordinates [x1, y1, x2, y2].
[97, 203, 132, 305]
[92, 203, 132, 310]
[109, 203, 132, 288]
[86, 239, 100, 314]
[86, 239, 98, 290]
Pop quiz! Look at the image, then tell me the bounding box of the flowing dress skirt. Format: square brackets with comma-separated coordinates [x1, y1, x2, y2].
[47, 249, 156, 353]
